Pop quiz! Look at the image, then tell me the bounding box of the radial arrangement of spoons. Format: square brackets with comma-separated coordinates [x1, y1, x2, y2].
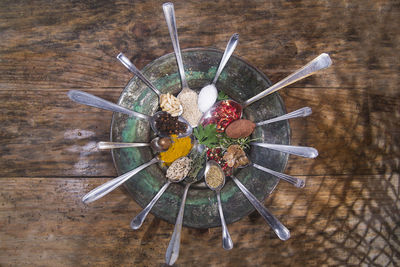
[67, 2, 332, 265]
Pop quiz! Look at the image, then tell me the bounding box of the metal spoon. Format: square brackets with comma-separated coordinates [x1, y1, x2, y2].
[204, 160, 233, 250]
[82, 157, 160, 204]
[163, 2, 202, 127]
[231, 175, 290, 241]
[165, 144, 206, 266]
[250, 142, 318, 158]
[241, 53, 332, 108]
[130, 162, 187, 230]
[237, 156, 305, 188]
[255, 107, 312, 127]
[198, 33, 239, 112]
[97, 137, 171, 153]
[252, 163, 305, 188]
[67, 90, 192, 138]
[199, 54, 331, 125]
[117, 53, 183, 116]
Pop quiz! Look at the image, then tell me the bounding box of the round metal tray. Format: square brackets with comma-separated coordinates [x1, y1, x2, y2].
[110, 48, 290, 228]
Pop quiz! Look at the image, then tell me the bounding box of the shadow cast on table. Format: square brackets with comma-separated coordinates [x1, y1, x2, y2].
[82, 86, 399, 266]
[261, 75, 399, 266]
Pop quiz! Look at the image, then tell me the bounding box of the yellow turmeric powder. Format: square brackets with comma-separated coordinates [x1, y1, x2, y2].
[159, 135, 192, 165]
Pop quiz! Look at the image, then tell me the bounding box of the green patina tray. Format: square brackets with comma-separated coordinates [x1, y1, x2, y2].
[110, 48, 290, 229]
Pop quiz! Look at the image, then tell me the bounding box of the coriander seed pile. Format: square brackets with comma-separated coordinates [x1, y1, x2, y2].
[205, 165, 224, 189]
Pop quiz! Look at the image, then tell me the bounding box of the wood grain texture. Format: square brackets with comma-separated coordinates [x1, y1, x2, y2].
[0, 0, 399, 266]
[0, 176, 398, 266]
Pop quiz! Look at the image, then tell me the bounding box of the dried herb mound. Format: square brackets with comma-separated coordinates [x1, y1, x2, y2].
[186, 147, 207, 183]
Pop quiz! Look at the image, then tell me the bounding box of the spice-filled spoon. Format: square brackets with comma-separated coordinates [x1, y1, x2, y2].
[82, 157, 160, 204]
[255, 107, 312, 127]
[199, 54, 331, 125]
[163, 2, 203, 127]
[131, 157, 191, 230]
[165, 144, 207, 266]
[67, 90, 192, 138]
[205, 160, 233, 250]
[250, 142, 318, 158]
[198, 33, 239, 112]
[117, 53, 183, 117]
[230, 175, 290, 241]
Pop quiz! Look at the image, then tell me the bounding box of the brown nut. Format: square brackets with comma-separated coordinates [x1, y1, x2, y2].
[225, 119, 256, 138]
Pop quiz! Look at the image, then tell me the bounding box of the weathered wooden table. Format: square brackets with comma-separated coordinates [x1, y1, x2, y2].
[1, 0, 399, 266]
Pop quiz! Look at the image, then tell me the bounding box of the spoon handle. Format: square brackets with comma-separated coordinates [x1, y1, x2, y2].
[82, 157, 159, 204]
[117, 53, 162, 96]
[231, 176, 290, 241]
[252, 163, 305, 188]
[162, 2, 189, 90]
[165, 182, 190, 266]
[131, 181, 172, 230]
[216, 191, 233, 250]
[242, 53, 332, 107]
[67, 90, 151, 120]
[251, 142, 318, 158]
[255, 107, 312, 127]
[212, 33, 239, 85]
[97, 142, 150, 150]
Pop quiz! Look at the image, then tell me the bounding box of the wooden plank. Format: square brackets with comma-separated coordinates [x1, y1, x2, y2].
[0, 0, 398, 92]
[0, 89, 116, 177]
[0, 176, 398, 266]
[0, 88, 398, 178]
[0, 0, 399, 266]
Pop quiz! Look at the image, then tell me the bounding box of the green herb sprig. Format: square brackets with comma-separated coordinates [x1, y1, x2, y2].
[194, 123, 261, 151]
[218, 135, 260, 151]
[193, 124, 220, 148]
[217, 91, 229, 101]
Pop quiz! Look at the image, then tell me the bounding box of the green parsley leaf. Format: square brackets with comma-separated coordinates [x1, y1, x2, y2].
[217, 91, 229, 101]
[193, 124, 220, 148]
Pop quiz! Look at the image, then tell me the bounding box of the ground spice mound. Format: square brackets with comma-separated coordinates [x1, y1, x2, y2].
[178, 90, 203, 127]
[159, 135, 192, 165]
[205, 165, 224, 189]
